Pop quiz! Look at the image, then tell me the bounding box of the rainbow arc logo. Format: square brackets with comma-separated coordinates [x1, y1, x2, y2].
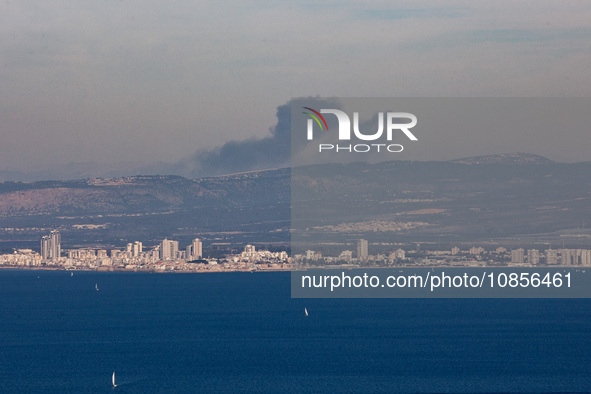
[302, 107, 328, 132]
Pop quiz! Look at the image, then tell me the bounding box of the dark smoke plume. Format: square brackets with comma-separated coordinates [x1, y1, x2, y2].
[174, 102, 290, 178]
[174, 97, 338, 178]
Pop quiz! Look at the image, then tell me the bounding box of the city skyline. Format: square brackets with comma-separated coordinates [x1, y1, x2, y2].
[6, 231, 591, 271]
[1, 229, 290, 272]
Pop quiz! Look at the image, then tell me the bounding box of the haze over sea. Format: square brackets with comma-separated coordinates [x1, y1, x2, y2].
[1, 270, 590, 393]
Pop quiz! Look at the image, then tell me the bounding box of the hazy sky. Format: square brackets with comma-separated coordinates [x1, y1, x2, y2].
[2, 1, 591, 174]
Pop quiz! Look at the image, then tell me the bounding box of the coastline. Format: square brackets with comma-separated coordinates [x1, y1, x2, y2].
[0, 264, 298, 273]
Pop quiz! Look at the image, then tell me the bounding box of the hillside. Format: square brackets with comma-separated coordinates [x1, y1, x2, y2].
[1, 154, 591, 250]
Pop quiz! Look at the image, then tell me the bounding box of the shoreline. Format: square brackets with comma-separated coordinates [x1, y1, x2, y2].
[1, 264, 581, 274]
[0, 264, 298, 274]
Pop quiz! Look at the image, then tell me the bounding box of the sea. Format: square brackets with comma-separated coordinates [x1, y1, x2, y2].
[0, 269, 590, 393]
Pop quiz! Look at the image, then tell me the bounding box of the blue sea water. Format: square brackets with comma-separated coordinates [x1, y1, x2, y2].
[0, 270, 590, 393]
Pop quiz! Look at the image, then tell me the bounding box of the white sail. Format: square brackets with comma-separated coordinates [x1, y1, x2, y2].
[112, 371, 116, 387]
[304, 307, 308, 316]
[95, 283, 99, 291]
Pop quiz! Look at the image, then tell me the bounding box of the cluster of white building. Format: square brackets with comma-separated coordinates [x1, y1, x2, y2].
[3, 231, 591, 270]
[294, 239, 591, 267]
[226, 244, 288, 264]
[0, 231, 290, 271]
[64, 237, 203, 266]
[295, 239, 376, 263]
[510, 248, 591, 266]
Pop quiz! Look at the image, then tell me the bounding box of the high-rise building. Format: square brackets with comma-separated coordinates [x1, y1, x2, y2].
[133, 241, 142, 257]
[581, 250, 591, 266]
[41, 230, 61, 261]
[546, 249, 558, 265]
[560, 249, 573, 266]
[192, 238, 203, 259]
[511, 248, 524, 264]
[51, 230, 61, 259]
[357, 239, 368, 261]
[41, 236, 50, 260]
[527, 249, 539, 265]
[242, 244, 256, 260]
[160, 239, 179, 260]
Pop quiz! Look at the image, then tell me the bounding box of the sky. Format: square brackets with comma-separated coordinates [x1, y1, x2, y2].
[1, 1, 591, 177]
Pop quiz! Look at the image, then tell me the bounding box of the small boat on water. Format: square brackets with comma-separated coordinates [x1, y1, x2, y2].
[112, 371, 117, 387]
[304, 307, 308, 317]
[95, 283, 99, 291]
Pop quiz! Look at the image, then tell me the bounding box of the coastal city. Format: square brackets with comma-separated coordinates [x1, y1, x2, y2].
[296, 239, 591, 267]
[1, 230, 591, 272]
[0, 230, 290, 272]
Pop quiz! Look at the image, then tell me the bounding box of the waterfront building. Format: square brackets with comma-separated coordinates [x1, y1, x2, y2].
[581, 249, 591, 266]
[546, 249, 558, 265]
[357, 239, 368, 261]
[160, 239, 179, 261]
[339, 250, 353, 262]
[511, 248, 524, 264]
[560, 249, 573, 266]
[470, 247, 485, 255]
[527, 249, 540, 265]
[133, 241, 142, 257]
[41, 230, 61, 261]
[192, 238, 203, 259]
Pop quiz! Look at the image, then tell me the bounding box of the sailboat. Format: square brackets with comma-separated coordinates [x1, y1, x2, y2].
[95, 283, 99, 291]
[71, 272, 74, 277]
[112, 371, 116, 388]
[304, 307, 308, 317]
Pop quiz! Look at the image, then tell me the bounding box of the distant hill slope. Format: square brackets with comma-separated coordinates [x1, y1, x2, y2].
[1, 155, 590, 247]
[292, 153, 591, 247]
[0, 168, 291, 247]
[451, 152, 556, 165]
[0, 169, 291, 217]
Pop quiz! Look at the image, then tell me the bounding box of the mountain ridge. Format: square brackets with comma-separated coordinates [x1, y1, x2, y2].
[451, 152, 555, 165]
[1, 155, 590, 249]
[0, 153, 581, 183]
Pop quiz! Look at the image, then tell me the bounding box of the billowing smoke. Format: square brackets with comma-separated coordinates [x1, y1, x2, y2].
[174, 97, 339, 178]
[173, 102, 290, 178]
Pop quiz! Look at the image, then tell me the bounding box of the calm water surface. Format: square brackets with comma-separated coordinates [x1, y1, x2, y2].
[0, 270, 590, 393]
